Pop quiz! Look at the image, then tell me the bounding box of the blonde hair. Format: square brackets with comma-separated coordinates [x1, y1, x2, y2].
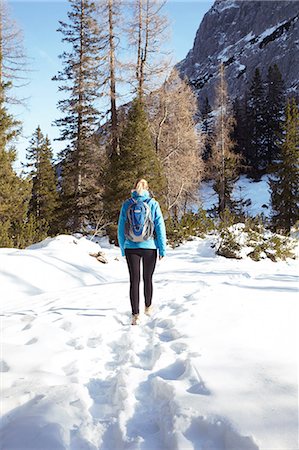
[134, 178, 149, 195]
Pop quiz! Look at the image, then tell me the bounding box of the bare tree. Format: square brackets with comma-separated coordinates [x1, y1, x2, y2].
[0, 0, 29, 105]
[147, 69, 204, 217]
[209, 63, 241, 215]
[126, 0, 171, 99]
[95, 0, 123, 156]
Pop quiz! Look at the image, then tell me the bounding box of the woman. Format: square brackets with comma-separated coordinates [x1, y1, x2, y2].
[118, 179, 167, 325]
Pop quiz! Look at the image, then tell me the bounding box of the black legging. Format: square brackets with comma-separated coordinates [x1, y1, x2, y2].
[125, 248, 157, 315]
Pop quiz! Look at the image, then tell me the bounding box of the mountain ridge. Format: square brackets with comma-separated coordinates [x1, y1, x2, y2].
[177, 0, 299, 107]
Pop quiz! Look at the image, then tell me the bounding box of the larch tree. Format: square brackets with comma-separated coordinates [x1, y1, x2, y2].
[53, 0, 106, 232]
[127, 0, 171, 99]
[209, 63, 241, 216]
[95, 0, 123, 157]
[269, 98, 299, 233]
[0, 0, 28, 105]
[146, 69, 204, 217]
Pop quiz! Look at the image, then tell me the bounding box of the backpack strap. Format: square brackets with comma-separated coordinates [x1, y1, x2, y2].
[144, 197, 153, 206]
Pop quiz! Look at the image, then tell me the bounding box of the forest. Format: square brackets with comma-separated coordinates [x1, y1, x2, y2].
[0, 0, 298, 257]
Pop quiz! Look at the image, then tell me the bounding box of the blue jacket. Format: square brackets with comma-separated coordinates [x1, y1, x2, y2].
[118, 190, 167, 257]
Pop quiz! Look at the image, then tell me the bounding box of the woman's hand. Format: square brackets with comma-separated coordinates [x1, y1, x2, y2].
[159, 255, 164, 261]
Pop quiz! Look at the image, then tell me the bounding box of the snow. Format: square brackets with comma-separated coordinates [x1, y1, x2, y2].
[1, 234, 298, 450]
[199, 175, 271, 217]
[257, 21, 285, 43]
[213, 0, 239, 14]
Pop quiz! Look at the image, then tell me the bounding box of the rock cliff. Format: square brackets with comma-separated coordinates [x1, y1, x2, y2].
[177, 0, 299, 107]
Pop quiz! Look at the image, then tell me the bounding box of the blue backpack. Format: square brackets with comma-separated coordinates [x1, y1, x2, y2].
[124, 198, 155, 242]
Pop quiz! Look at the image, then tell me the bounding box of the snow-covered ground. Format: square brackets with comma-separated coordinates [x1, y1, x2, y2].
[1, 235, 298, 450]
[199, 175, 271, 217]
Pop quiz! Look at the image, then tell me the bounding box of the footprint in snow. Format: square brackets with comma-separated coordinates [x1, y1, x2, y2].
[170, 341, 189, 354]
[187, 381, 210, 396]
[63, 361, 79, 377]
[25, 337, 38, 345]
[135, 342, 162, 371]
[21, 314, 36, 324]
[155, 359, 187, 380]
[0, 360, 10, 372]
[60, 321, 73, 332]
[159, 328, 183, 342]
[87, 336, 102, 348]
[185, 415, 259, 450]
[66, 338, 84, 350]
[22, 323, 33, 331]
[155, 358, 211, 396]
[156, 318, 175, 329]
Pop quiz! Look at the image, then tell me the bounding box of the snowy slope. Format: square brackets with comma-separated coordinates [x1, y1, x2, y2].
[199, 175, 271, 217]
[1, 235, 298, 450]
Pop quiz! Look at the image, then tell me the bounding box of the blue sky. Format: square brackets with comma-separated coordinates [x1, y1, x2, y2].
[8, 0, 214, 167]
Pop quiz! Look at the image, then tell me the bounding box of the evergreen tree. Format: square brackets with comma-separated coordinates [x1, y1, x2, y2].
[232, 95, 246, 160]
[200, 96, 213, 161]
[269, 98, 299, 232]
[247, 68, 267, 176]
[25, 126, 59, 233]
[0, 82, 30, 247]
[209, 63, 241, 216]
[53, 0, 105, 231]
[264, 64, 285, 166]
[104, 98, 165, 242]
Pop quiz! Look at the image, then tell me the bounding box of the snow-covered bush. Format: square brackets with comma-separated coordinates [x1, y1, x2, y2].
[166, 210, 214, 248]
[216, 222, 297, 261]
[216, 223, 245, 259]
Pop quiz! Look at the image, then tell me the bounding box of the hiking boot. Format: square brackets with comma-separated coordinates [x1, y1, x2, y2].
[144, 305, 153, 316]
[131, 314, 140, 325]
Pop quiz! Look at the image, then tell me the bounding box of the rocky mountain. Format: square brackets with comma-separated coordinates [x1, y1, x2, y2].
[177, 0, 299, 108]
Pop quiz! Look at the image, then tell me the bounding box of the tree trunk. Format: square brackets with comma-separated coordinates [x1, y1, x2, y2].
[220, 62, 225, 214]
[136, 0, 142, 99]
[75, 0, 85, 231]
[0, 5, 3, 102]
[108, 0, 119, 155]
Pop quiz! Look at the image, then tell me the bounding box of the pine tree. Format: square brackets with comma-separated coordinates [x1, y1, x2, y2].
[53, 0, 105, 231]
[25, 126, 59, 233]
[209, 63, 241, 216]
[200, 96, 213, 161]
[269, 98, 299, 232]
[0, 82, 30, 247]
[247, 68, 267, 176]
[264, 64, 285, 166]
[233, 95, 247, 162]
[0, 3, 44, 248]
[104, 98, 165, 242]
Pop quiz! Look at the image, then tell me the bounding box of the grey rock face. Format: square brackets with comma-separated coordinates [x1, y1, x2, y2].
[177, 0, 299, 108]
